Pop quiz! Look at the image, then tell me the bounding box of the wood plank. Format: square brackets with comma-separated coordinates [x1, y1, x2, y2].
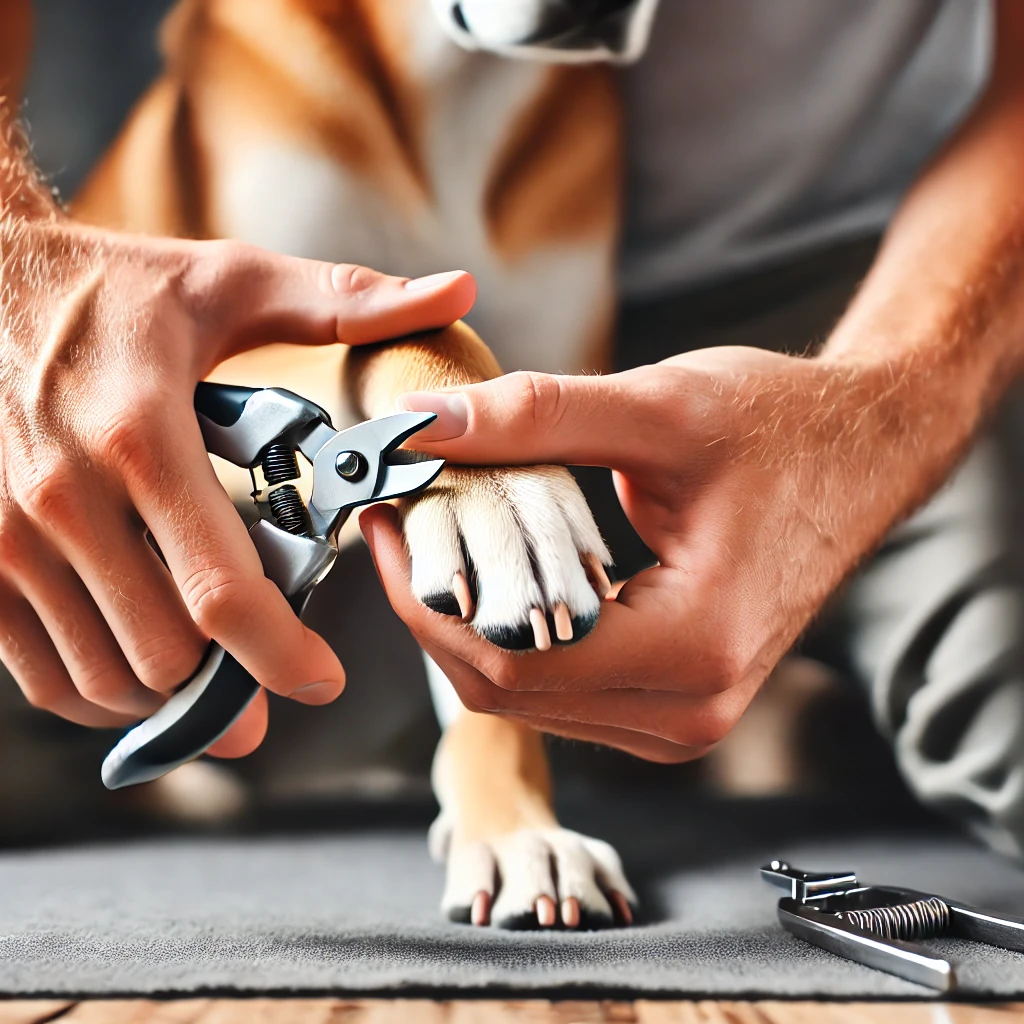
[743, 1001, 1024, 1024]
[60, 1001, 212, 1024]
[0, 1003, 75, 1024]
[632, 1003, 1024, 1024]
[26, 1000, 1024, 1024]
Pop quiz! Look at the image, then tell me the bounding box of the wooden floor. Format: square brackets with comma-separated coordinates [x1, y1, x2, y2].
[2, 1002, 1023, 1023]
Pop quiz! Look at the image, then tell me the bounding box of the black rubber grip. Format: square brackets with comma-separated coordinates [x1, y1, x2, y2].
[101, 649, 259, 789]
[194, 381, 260, 427]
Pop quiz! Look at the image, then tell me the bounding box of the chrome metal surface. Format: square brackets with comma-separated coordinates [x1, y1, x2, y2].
[762, 860, 1024, 992]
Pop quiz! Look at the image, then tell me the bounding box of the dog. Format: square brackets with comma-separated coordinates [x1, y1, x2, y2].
[67, 0, 668, 929]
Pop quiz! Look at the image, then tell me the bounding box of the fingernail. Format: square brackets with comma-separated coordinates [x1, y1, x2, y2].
[292, 680, 338, 705]
[585, 553, 614, 599]
[404, 270, 466, 291]
[396, 392, 468, 440]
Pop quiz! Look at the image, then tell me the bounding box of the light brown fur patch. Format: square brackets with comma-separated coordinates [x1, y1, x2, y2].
[485, 64, 621, 263]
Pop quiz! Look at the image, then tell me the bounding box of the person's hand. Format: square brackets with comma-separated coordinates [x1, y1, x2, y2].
[0, 216, 474, 753]
[360, 346, 950, 762]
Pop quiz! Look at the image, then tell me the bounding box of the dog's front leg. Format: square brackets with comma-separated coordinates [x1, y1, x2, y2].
[428, 700, 634, 929]
[346, 323, 636, 929]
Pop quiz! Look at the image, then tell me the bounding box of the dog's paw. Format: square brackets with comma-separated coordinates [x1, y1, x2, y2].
[437, 823, 637, 929]
[402, 466, 612, 651]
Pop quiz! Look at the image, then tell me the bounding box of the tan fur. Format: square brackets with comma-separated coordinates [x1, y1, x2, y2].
[73, 0, 622, 921]
[433, 710, 556, 844]
[485, 65, 620, 261]
[347, 320, 502, 417]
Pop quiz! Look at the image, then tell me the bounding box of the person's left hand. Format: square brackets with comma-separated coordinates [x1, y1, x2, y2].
[359, 345, 957, 762]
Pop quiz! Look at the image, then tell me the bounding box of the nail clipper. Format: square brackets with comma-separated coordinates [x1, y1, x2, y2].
[761, 860, 1024, 991]
[101, 381, 443, 790]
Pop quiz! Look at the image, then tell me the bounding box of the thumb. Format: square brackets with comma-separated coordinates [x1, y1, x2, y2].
[185, 241, 477, 357]
[395, 369, 658, 470]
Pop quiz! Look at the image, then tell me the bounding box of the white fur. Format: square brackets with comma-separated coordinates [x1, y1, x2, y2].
[402, 467, 610, 646]
[423, 651, 465, 730]
[429, 0, 662, 65]
[402, 488, 467, 606]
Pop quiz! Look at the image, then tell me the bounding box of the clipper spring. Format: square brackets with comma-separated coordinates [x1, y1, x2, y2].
[259, 443, 313, 537]
[260, 443, 301, 484]
[837, 896, 950, 941]
[268, 485, 314, 537]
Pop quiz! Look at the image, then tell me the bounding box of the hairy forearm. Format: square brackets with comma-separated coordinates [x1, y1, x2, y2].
[821, 3, 1024, 501]
[819, 4, 1024, 456]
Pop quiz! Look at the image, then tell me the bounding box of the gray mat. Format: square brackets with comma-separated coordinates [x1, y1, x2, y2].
[2, 800, 1022, 999]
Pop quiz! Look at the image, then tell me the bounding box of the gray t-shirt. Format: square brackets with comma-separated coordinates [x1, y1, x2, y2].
[617, 0, 992, 299]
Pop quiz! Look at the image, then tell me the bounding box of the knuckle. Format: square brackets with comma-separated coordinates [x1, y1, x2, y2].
[21, 678, 61, 713]
[16, 455, 82, 526]
[336, 262, 376, 295]
[182, 239, 252, 317]
[508, 371, 567, 433]
[133, 635, 204, 691]
[488, 658, 524, 694]
[181, 565, 250, 636]
[458, 676, 505, 713]
[670, 705, 735, 749]
[75, 664, 130, 708]
[644, 745, 699, 766]
[95, 408, 163, 485]
[204, 238, 250, 280]
[700, 644, 746, 695]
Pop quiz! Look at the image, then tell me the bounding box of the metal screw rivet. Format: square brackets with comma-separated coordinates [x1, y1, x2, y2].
[335, 451, 365, 480]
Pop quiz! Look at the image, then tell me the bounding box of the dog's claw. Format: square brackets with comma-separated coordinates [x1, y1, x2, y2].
[535, 895, 557, 927]
[471, 890, 491, 926]
[553, 602, 573, 642]
[562, 896, 581, 928]
[585, 552, 613, 599]
[453, 571, 474, 620]
[610, 890, 634, 925]
[530, 608, 552, 651]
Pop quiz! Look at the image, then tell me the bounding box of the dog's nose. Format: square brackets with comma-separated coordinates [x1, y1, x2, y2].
[450, 0, 643, 56]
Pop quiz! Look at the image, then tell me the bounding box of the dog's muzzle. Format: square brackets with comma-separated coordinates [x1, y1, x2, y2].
[432, 0, 661, 64]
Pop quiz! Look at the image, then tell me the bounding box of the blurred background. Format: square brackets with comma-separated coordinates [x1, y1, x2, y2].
[5, 0, 929, 842]
[24, 0, 171, 198]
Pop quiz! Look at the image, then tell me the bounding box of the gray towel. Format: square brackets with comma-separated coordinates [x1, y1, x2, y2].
[1, 798, 1022, 998]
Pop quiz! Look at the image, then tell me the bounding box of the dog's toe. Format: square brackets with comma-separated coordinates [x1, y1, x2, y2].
[402, 467, 611, 652]
[404, 487, 471, 618]
[442, 839, 497, 926]
[442, 826, 637, 930]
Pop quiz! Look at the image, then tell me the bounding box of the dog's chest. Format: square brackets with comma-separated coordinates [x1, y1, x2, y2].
[208, 24, 613, 374]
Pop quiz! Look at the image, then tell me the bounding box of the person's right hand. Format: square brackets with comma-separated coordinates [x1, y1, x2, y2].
[0, 217, 475, 754]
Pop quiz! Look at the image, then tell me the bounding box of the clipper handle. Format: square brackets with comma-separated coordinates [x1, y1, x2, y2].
[100, 382, 333, 790]
[100, 643, 258, 789]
